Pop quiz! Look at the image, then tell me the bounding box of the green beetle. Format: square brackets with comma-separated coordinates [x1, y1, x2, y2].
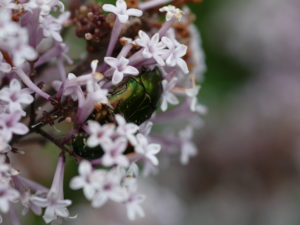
[72, 67, 163, 159]
[108, 67, 163, 125]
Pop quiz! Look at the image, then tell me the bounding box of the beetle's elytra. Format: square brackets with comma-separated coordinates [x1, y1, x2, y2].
[72, 68, 163, 159]
[109, 67, 163, 125]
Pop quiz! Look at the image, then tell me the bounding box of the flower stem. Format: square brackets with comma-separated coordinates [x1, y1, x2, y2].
[9, 205, 21, 225]
[158, 17, 177, 37]
[35, 128, 80, 161]
[106, 19, 122, 57]
[15, 68, 50, 100]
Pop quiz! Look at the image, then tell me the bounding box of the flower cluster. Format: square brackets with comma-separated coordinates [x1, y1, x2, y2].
[0, 0, 206, 224]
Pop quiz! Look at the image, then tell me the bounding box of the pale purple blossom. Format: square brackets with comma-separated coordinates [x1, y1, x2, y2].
[0, 52, 11, 74]
[104, 56, 139, 84]
[115, 114, 139, 145]
[91, 168, 126, 208]
[40, 12, 70, 42]
[122, 169, 145, 220]
[102, 0, 142, 23]
[23, 0, 65, 18]
[125, 192, 145, 220]
[134, 134, 161, 166]
[102, 137, 129, 167]
[86, 80, 109, 104]
[135, 31, 167, 66]
[185, 86, 208, 114]
[0, 0, 18, 9]
[178, 126, 197, 165]
[0, 79, 33, 114]
[0, 12, 37, 66]
[32, 156, 75, 224]
[20, 191, 43, 216]
[0, 156, 17, 181]
[53, 73, 79, 100]
[139, 121, 153, 136]
[70, 160, 102, 200]
[0, 27, 37, 66]
[86, 121, 115, 148]
[77, 80, 109, 122]
[0, 9, 17, 36]
[162, 36, 189, 73]
[0, 181, 20, 214]
[33, 192, 73, 224]
[159, 5, 183, 21]
[0, 111, 29, 142]
[161, 77, 179, 111]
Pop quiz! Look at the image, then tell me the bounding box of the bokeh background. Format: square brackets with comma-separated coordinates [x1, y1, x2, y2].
[6, 0, 300, 224]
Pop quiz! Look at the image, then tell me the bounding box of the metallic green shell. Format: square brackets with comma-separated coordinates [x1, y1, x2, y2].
[72, 133, 104, 160]
[109, 67, 163, 125]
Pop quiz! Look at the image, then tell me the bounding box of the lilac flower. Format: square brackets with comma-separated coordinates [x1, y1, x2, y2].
[53, 60, 101, 101]
[185, 86, 207, 114]
[53, 73, 79, 100]
[104, 56, 139, 84]
[139, 121, 153, 136]
[23, 0, 51, 15]
[86, 121, 115, 148]
[162, 36, 189, 74]
[0, 111, 29, 142]
[77, 80, 109, 122]
[0, 181, 20, 214]
[86, 80, 109, 104]
[134, 134, 161, 166]
[159, 5, 183, 21]
[33, 192, 73, 224]
[125, 192, 145, 220]
[135, 31, 167, 66]
[0, 156, 17, 181]
[178, 126, 197, 165]
[70, 160, 102, 200]
[102, 137, 129, 167]
[115, 114, 139, 145]
[0, 9, 18, 38]
[0, 27, 37, 66]
[102, 0, 142, 23]
[0, 13, 36, 66]
[185, 85, 200, 112]
[0, 0, 18, 9]
[40, 12, 70, 42]
[122, 169, 145, 220]
[24, 0, 64, 18]
[20, 191, 43, 216]
[32, 156, 75, 224]
[161, 77, 179, 111]
[91, 168, 126, 208]
[0, 52, 11, 74]
[0, 79, 33, 114]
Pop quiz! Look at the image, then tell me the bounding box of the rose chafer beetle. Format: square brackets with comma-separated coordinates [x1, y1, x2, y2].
[72, 67, 163, 159]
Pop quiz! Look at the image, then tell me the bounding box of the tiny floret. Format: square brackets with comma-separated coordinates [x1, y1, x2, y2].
[103, 0, 143, 23]
[159, 5, 183, 21]
[104, 56, 139, 84]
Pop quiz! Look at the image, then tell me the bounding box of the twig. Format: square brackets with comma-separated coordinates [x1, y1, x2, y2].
[35, 128, 80, 162]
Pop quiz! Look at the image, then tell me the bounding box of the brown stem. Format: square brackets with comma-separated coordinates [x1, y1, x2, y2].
[35, 128, 80, 162]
